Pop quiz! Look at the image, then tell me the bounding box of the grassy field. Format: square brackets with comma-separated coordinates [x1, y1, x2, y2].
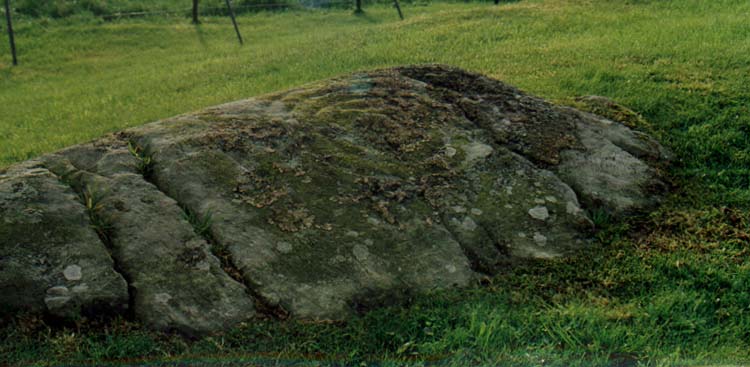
[2, 0, 750, 366]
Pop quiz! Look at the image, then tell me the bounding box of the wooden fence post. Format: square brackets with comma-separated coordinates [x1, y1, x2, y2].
[192, 0, 200, 24]
[4, 0, 17, 65]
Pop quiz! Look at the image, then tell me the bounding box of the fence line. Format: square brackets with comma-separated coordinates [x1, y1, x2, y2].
[101, 2, 354, 20]
[5, 0, 424, 63]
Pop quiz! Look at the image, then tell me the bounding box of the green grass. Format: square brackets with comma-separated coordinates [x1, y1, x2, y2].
[2, 0, 750, 366]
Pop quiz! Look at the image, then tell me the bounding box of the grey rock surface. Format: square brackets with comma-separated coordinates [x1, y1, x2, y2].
[0, 162, 129, 318]
[41, 144, 256, 336]
[0, 65, 668, 333]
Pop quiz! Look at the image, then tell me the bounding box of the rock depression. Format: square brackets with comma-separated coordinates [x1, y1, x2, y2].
[0, 65, 668, 334]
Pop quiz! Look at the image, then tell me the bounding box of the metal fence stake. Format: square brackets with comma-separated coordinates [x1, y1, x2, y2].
[225, 0, 243, 45]
[4, 0, 17, 65]
[394, 0, 404, 20]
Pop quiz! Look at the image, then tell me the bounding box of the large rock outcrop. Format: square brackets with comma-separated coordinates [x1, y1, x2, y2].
[0, 65, 668, 334]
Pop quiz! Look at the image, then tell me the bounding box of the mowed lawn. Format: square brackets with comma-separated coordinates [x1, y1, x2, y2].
[2, 1, 750, 366]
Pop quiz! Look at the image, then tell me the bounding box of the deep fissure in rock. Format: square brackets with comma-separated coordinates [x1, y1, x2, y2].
[127, 140, 289, 320]
[125, 141, 246, 285]
[45, 163, 138, 320]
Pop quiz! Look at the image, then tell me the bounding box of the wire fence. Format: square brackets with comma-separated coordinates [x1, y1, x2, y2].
[6, 0, 426, 20]
[2, 0, 503, 65]
[5, 0, 504, 21]
[100, 2, 355, 20]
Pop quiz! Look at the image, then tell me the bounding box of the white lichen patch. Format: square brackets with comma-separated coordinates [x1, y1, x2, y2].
[154, 293, 172, 304]
[492, 118, 512, 132]
[47, 286, 69, 296]
[352, 244, 370, 261]
[462, 142, 494, 165]
[276, 241, 294, 254]
[462, 217, 478, 231]
[533, 232, 548, 246]
[528, 206, 550, 221]
[72, 284, 89, 293]
[63, 265, 82, 281]
[44, 296, 71, 309]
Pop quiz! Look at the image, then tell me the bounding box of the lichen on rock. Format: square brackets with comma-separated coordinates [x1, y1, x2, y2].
[0, 65, 668, 334]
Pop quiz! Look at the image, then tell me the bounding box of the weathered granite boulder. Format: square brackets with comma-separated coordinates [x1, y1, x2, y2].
[0, 65, 668, 334]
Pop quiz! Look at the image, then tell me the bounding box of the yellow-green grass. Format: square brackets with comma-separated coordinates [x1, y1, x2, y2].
[2, 1, 750, 366]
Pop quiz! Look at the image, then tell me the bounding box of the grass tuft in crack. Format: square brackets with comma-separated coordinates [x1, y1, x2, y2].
[127, 141, 154, 179]
[80, 186, 113, 245]
[181, 207, 214, 237]
[179, 205, 243, 282]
